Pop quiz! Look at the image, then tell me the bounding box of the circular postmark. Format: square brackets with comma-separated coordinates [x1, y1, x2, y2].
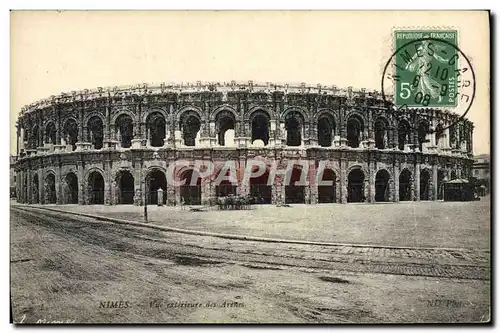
[381, 36, 476, 133]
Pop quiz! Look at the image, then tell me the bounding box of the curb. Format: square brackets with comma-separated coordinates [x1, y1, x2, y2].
[13, 205, 488, 253]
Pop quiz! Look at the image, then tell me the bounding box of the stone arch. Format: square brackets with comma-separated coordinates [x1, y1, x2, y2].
[87, 116, 104, 150]
[176, 106, 203, 123]
[374, 116, 390, 149]
[62, 118, 79, 151]
[281, 106, 309, 123]
[417, 119, 430, 151]
[346, 113, 365, 148]
[316, 111, 336, 147]
[284, 110, 305, 147]
[285, 164, 306, 204]
[179, 110, 201, 147]
[215, 110, 236, 146]
[32, 173, 40, 204]
[435, 122, 445, 148]
[113, 109, 137, 125]
[347, 166, 366, 202]
[87, 169, 105, 204]
[249, 109, 270, 146]
[420, 168, 432, 201]
[146, 111, 167, 147]
[142, 107, 170, 124]
[145, 167, 167, 205]
[397, 118, 411, 151]
[115, 113, 134, 148]
[317, 167, 337, 203]
[399, 168, 413, 201]
[374, 169, 391, 202]
[210, 104, 238, 122]
[31, 124, 40, 149]
[83, 112, 105, 128]
[64, 172, 79, 204]
[179, 168, 202, 205]
[44, 172, 57, 204]
[115, 169, 135, 204]
[44, 121, 57, 145]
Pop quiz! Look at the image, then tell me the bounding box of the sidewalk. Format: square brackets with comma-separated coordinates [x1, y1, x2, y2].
[23, 199, 490, 249]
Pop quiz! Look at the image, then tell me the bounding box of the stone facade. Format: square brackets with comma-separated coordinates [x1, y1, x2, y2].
[14, 81, 474, 206]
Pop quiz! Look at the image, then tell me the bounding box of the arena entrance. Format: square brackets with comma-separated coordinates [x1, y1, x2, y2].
[249, 168, 272, 204]
[399, 169, 412, 201]
[88, 171, 104, 204]
[65, 172, 78, 204]
[285, 165, 305, 204]
[420, 169, 431, 201]
[347, 169, 365, 202]
[32, 174, 39, 204]
[437, 170, 446, 200]
[45, 173, 57, 204]
[318, 168, 336, 203]
[215, 169, 237, 198]
[117, 170, 134, 204]
[180, 169, 201, 205]
[146, 169, 167, 205]
[375, 169, 390, 202]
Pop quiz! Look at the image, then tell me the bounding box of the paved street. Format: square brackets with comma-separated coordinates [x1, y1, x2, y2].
[10, 205, 490, 323]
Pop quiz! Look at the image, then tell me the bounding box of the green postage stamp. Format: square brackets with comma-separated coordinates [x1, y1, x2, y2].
[393, 30, 458, 108]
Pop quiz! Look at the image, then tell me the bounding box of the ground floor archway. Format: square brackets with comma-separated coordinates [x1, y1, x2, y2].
[117, 170, 134, 204]
[318, 168, 336, 203]
[249, 168, 272, 204]
[420, 169, 431, 201]
[88, 171, 104, 204]
[32, 174, 39, 204]
[348, 168, 365, 203]
[437, 169, 446, 200]
[180, 169, 201, 205]
[45, 173, 57, 204]
[399, 169, 412, 201]
[65, 172, 78, 204]
[146, 169, 167, 205]
[375, 169, 390, 202]
[285, 165, 305, 204]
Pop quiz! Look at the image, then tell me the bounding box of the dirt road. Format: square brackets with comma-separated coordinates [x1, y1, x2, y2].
[10, 206, 490, 323]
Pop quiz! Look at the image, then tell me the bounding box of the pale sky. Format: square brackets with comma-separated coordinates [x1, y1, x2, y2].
[10, 10, 490, 155]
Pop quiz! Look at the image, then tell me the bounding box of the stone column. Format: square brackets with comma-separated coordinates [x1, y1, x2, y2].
[432, 164, 438, 201]
[393, 164, 400, 202]
[77, 161, 85, 205]
[55, 164, 62, 204]
[104, 160, 112, 205]
[308, 159, 318, 204]
[339, 158, 347, 203]
[26, 169, 32, 204]
[133, 163, 143, 206]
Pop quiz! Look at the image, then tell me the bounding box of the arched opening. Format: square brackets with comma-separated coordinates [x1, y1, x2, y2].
[398, 120, 410, 151]
[63, 119, 78, 151]
[180, 169, 201, 205]
[45, 122, 56, 145]
[147, 113, 166, 147]
[375, 169, 390, 202]
[399, 169, 412, 201]
[435, 123, 444, 148]
[117, 170, 134, 204]
[115, 114, 134, 148]
[215, 169, 237, 198]
[374, 118, 388, 149]
[417, 121, 429, 152]
[318, 168, 336, 203]
[31, 125, 40, 148]
[65, 172, 78, 204]
[181, 114, 201, 147]
[45, 173, 57, 204]
[87, 116, 103, 150]
[146, 169, 167, 205]
[348, 168, 365, 202]
[216, 112, 235, 146]
[437, 169, 446, 200]
[32, 174, 39, 204]
[285, 111, 303, 147]
[317, 115, 335, 147]
[420, 169, 431, 201]
[347, 115, 364, 148]
[450, 170, 457, 180]
[251, 112, 269, 146]
[285, 165, 305, 204]
[88, 171, 104, 204]
[249, 167, 272, 204]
